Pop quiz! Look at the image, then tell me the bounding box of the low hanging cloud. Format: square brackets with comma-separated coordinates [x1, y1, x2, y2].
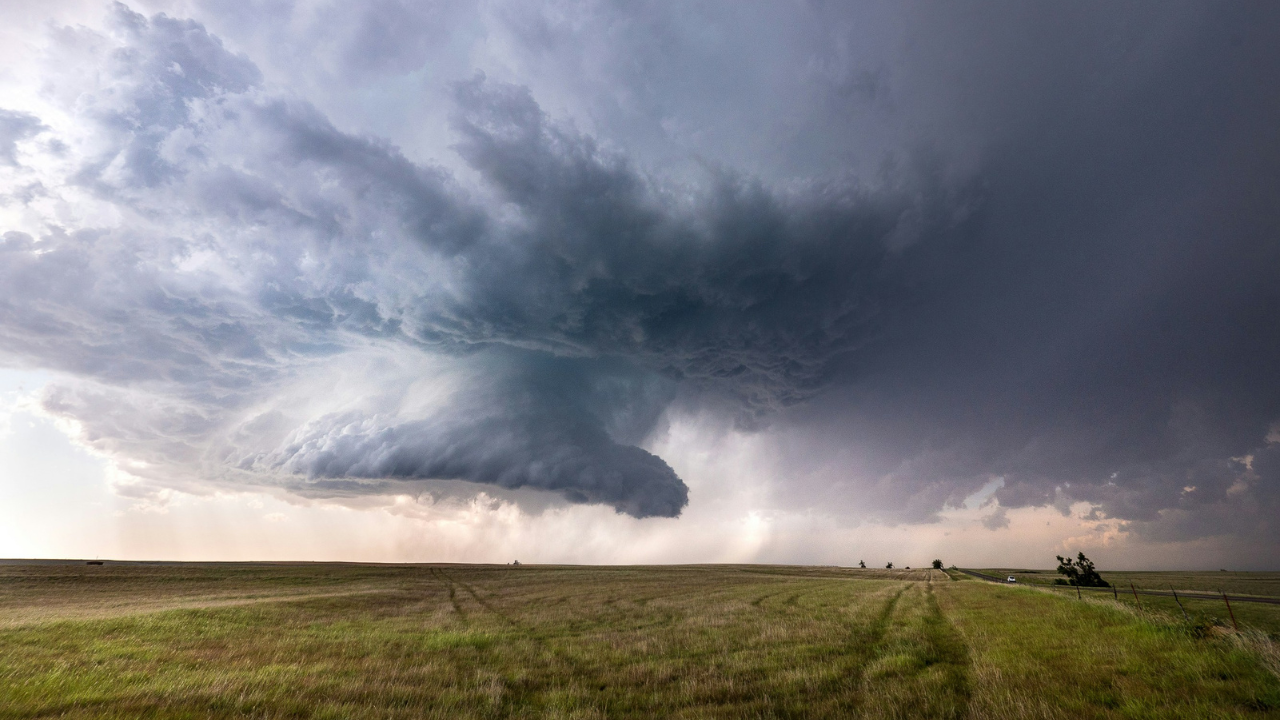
[1, 2, 1278, 551]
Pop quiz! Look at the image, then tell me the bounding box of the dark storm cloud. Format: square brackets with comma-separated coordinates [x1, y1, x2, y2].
[273, 354, 687, 518]
[2, 2, 1279, 541]
[764, 2, 1280, 543]
[434, 75, 971, 413]
[1, 4, 959, 517]
[240, 75, 965, 514]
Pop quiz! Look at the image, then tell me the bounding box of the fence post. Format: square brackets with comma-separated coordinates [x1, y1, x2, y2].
[1112, 584, 1118, 601]
[1131, 582, 1140, 603]
[1171, 586, 1188, 622]
[1076, 584, 1081, 600]
[1221, 590, 1238, 632]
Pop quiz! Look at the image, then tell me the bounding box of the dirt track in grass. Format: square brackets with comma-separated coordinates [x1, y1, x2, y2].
[1, 562, 1277, 718]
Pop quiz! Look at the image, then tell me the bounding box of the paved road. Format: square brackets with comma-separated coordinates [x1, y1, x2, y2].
[954, 568, 1280, 606]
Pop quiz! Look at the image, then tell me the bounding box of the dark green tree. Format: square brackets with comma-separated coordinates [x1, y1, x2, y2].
[1055, 552, 1110, 587]
[858, 560, 866, 569]
[932, 559, 943, 570]
[885, 562, 894, 569]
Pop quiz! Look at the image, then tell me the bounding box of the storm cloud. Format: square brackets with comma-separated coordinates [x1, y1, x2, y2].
[0, 2, 1277, 550]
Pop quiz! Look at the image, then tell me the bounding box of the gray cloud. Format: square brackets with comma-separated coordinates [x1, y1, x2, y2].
[272, 354, 686, 518]
[981, 506, 1009, 532]
[0, 109, 45, 166]
[1, 2, 1278, 551]
[0, 4, 951, 518]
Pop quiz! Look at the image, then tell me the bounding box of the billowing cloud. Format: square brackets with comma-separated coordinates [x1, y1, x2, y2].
[0, 2, 1277, 555]
[0, 110, 45, 167]
[0, 4, 960, 518]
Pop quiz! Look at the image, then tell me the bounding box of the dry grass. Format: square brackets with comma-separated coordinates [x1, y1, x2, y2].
[0, 563, 1277, 718]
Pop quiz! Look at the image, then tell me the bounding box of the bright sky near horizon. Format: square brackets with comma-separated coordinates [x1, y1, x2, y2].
[0, 1, 1277, 568]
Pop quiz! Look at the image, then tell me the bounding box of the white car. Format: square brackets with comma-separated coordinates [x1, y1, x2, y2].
[1006, 576, 1017, 583]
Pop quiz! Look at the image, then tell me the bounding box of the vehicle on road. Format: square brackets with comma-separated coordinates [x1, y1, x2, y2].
[1007, 576, 1017, 583]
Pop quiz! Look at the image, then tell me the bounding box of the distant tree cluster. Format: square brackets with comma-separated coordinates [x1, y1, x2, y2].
[853, 559, 946, 570]
[1055, 552, 1109, 587]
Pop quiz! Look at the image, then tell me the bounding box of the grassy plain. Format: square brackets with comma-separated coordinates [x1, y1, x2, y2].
[0, 562, 1277, 718]
[982, 569, 1280, 597]
[980, 569, 1280, 638]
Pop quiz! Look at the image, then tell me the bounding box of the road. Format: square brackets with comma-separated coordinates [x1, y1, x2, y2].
[954, 568, 1280, 605]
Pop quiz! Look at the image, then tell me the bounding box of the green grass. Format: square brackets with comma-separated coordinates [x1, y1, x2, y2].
[981, 569, 1280, 598]
[0, 563, 1278, 718]
[978, 569, 1280, 638]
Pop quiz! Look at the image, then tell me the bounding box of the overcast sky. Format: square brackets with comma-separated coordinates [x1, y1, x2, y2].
[1, 1, 1277, 568]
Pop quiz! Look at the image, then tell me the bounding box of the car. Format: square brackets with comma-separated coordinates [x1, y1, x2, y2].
[1006, 576, 1017, 583]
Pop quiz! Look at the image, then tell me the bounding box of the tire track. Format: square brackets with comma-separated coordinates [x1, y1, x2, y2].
[429, 568, 466, 620]
[750, 591, 782, 608]
[921, 582, 972, 719]
[438, 569, 617, 714]
[445, 570, 515, 626]
[847, 583, 972, 718]
[813, 584, 908, 712]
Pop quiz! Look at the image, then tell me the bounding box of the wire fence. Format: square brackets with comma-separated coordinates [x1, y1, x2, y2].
[954, 567, 1280, 626]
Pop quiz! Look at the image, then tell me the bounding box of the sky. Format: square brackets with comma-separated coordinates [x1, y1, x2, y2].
[0, 1, 1277, 569]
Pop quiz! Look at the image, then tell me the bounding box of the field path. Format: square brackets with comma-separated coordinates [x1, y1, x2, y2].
[429, 567, 469, 620]
[849, 582, 973, 718]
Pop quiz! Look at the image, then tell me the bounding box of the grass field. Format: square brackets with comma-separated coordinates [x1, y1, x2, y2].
[1, 562, 1278, 719]
[978, 569, 1280, 638]
[981, 569, 1280, 598]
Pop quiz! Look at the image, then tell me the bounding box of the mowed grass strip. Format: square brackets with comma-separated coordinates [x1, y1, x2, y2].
[974, 569, 1280, 638]
[0, 564, 1275, 718]
[937, 579, 1280, 719]
[983, 569, 1280, 599]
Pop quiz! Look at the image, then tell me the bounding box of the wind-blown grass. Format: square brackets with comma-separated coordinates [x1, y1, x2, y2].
[0, 563, 1277, 718]
[983, 570, 1280, 599]
[978, 568, 1280, 638]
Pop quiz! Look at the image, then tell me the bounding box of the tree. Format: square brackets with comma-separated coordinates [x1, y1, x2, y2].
[885, 562, 894, 569]
[858, 560, 866, 569]
[1055, 552, 1110, 587]
[932, 559, 944, 570]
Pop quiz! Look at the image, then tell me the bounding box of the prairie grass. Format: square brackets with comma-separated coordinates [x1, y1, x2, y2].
[984, 569, 1280, 598]
[978, 569, 1280, 638]
[937, 580, 1280, 718]
[0, 563, 1277, 718]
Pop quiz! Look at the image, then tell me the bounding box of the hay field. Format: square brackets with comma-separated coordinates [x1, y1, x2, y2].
[1, 562, 1278, 718]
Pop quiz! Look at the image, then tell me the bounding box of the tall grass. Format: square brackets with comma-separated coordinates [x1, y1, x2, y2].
[0, 563, 1277, 718]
